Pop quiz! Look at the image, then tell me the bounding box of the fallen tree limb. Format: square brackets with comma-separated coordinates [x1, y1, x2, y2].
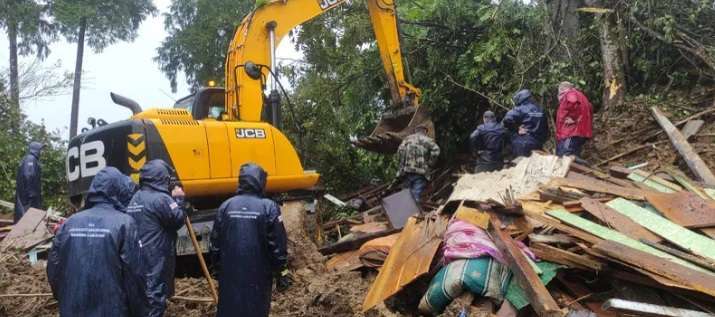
[651, 107, 715, 186]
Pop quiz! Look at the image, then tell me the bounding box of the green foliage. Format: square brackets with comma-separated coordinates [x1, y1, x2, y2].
[0, 0, 56, 58]
[52, 0, 156, 51]
[0, 92, 69, 213]
[155, 0, 253, 92]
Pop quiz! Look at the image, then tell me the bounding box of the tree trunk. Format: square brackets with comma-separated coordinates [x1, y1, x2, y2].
[598, 10, 625, 113]
[8, 20, 20, 105]
[69, 18, 87, 139]
[546, 0, 581, 61]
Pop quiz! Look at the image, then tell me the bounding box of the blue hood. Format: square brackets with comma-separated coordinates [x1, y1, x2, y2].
[237, 163, 267, 195]
[512, 89, 532, 106]
[139, 159, 172, 193]
[85, 167, 136, 211]
[28, 141, 43, 158]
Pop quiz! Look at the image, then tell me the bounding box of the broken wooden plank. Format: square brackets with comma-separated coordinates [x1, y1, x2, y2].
[628, 170, 682, 193]
[547, 176, 646, 200]
[0, 208, 52, 251]
[528, 233, 574, 245]
[530, 242, 603, 271]
[489, 214, 563, 317]
[580, 198, 662, 243]
[681, 119, 705, 139]
[547, 210, 709, 273]
[602, 298, 711, 317]
[528, 213, 603, 244]
[651, 107, 715, 186]
[607, 198, 715, 262]
[363, 215, 448, 311]
[665, 167, 711, 200]
[594, 240, 715, 297]
[319, 228, 400, 255]
[639, 239, 715, 272]
[597, 141, 666, 167]
[569, 163, 635, 188]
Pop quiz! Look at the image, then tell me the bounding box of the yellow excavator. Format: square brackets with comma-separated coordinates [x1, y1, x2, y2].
[66, 0, 433, 209]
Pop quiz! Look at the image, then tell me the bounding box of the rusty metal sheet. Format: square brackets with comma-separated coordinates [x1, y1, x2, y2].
[647, 191, 715, 228]
[362, 215, 448, 311]
[326, 250, 363, 272]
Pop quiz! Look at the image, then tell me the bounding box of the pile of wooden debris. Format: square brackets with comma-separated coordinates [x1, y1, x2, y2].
[320, 105, 715, 316]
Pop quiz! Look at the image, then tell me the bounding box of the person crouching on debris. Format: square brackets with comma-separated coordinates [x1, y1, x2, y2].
[503, 89, 549, 158]
[396, 126, 441, 202]
[469, 111, 507, 173]
[126, 159, 187, 317]
[48, 167, 146, 317]
[555, 81, 593, 158]
[14, 141, 44, 223]
[210, 163, 291, 317]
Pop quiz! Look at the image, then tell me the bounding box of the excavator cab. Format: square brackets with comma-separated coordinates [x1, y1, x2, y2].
[173, 87, 227, 121]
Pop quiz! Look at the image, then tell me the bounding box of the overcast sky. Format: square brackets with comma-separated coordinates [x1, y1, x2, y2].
[0, 0, 299, 140]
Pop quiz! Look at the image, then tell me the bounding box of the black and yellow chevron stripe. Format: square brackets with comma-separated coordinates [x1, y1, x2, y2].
[127, 133, 146, 182]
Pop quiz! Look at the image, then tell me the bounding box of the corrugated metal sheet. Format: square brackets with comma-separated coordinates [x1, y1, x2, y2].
[362, 215, 448, 311]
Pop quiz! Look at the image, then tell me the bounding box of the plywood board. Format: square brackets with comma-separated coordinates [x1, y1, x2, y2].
[608, 198, 715, 262]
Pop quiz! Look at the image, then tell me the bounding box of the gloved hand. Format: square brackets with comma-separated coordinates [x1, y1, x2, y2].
[275, 268, 293, 292]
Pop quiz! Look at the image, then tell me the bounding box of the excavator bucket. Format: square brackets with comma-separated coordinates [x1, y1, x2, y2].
[353, 104, 434, 154]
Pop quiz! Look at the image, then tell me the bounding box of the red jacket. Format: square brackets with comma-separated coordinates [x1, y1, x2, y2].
[556, 88, 593, 141]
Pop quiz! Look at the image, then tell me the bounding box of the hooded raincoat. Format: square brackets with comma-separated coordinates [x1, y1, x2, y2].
[14, 142, 43, 223]
[503, 89, 550, 156]
[126, 159, 186, 317]
[47, 167, 145, 317]
[210, 163, 288, 317]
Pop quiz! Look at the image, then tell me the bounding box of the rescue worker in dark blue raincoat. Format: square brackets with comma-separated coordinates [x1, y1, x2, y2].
[210, 163, 290, 317]
[503, 89, 550, 157]
[126, 159, 187, 317]
[14, 141, 43, 223]
[469, 111, 507, 173]
[47, 167, 145, 317]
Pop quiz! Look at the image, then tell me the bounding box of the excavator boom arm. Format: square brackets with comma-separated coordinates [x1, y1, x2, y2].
[224, 0, 420, 122]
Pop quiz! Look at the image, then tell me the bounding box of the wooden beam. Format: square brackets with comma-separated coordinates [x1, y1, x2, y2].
[489, 214, 563, 317]
[547, 176, 647, 200]
[639, 239, 715, 272]
[651, 107, 715, 186]
[580, 198, 662, 243]
[530, 242, 603, 271]
[594, 240, 715, 297]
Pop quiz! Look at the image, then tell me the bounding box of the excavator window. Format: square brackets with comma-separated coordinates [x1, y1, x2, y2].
[173, 87, 226, 121]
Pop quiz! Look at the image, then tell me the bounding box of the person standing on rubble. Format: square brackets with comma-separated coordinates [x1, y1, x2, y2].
[14, 141, 43, 223]
[503, 89, 549, 157]
[48, 167, 145, 317]
[555, 81, 593, 158]
[126, 159, 187, 317]
[469, 111, 507, 173]
[396, 126, 441, 201]
[210, 163, 291, 317]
